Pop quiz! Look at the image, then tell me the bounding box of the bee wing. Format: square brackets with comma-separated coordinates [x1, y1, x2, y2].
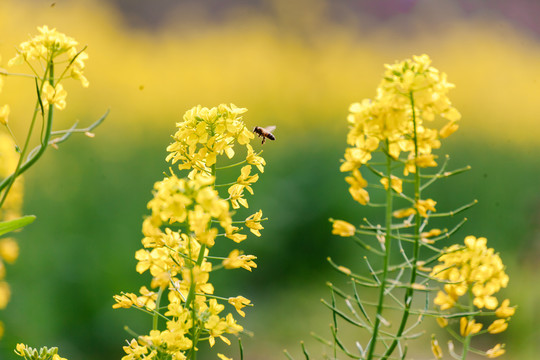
[263, 125, 276, 132]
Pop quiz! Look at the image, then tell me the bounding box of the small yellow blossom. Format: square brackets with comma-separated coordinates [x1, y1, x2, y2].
[440, 121, 459, 138]
[228, 184, 249, 209]
[460, 317, 482, 337]
[245, 210, 264, 236]
[436, 317, 448, 328]
[433, 291, 456, 311]
[226, 229, 247, 243]
[218, 354, 233, 360]
[393, 207, 416, 219]
[486, 344, 505, 358]
[0, 104, 9, 125]
[345, 169, 369, 205]
[223, 250, 257, 271]
[122, 339, 148, 360]
[331, 220, 356, 237]
[421, 228, 442, 244]
[487, 319, 508, 334]
[14, 343, 26, 356]
[246, 144, 265, 173]
[42, 82, 67, 110]
[0, 238, 19, 264]
[495, 299, 515, 318]
[415, 198, 436, 217]
[422, 228, 441, 238]
[380, 175, 403, 193]
[235, 165, 258, 195]
[112, 293, 139, 309]
[228, 296, 251, 317]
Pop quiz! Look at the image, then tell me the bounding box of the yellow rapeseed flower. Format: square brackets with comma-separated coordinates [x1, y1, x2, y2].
[228, 295, 251, 317]
[223, 250, 257, 271]
[245, 210, 264, 237]
[331, 219, 356, 237]
[495, 299, 515, 318]
[436, 317, 448, 328]
[380, 175, 403, 194]
[487, 319, 508, 334]
[14, 343, 26, 356]
[415, 198, 437, 217]
[0, 238, 19, 264]
[0, 104, 9, 125]
[345, 169, 369, 205]
[392, 207, 416, 219]
[459, 317, 482, 337]
[9, 26, 89, 89]
[42, 83, 67, 111]
[486, 344, 505, 358]
[122, 339, 148, 360]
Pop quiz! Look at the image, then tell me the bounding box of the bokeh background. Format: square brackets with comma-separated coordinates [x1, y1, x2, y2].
[1, 0, 539, 359]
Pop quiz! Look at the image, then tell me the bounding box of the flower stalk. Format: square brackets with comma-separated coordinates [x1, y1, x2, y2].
[114, 104, 268, 360]
[1, 25, 105, 357]
[293, 54, 499, 360]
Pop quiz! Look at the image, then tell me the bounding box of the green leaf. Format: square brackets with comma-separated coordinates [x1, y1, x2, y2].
[0, 215, 36, 236]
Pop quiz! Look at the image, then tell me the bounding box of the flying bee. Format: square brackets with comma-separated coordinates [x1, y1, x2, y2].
[253, 126, 276, 145]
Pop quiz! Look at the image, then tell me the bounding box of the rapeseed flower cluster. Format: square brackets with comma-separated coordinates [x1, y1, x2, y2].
[431, 236, 514, 358]
[6, 25, 89, 113]
[340, 54, 460, 210]
[166, 104, 255, 178]
[9, 25, 89, 89]
[115, 104, 266, 360]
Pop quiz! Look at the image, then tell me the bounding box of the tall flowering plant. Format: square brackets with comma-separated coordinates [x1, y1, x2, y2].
[0, 26, 105, 355]
[286, 55, 514, 359]
[114, 104, 268, 360]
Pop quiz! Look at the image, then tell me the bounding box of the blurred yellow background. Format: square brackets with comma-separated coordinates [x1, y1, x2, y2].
[0, 0, 539, 359]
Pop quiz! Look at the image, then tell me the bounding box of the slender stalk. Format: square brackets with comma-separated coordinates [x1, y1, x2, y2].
[184, 243, 207, 308]
[366, 139, 394, 360]
[381, 91, 422, 360]
[0, 58, 54, 206]
[153, 287, 164, 331]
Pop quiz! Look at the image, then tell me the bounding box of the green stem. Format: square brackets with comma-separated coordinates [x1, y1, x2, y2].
[366, 139, 394, 360]
[381, 91, 422, 360]
[152, 287, 164, 331]
[0, 59, 54, 207]
[184, 243, 207, 308]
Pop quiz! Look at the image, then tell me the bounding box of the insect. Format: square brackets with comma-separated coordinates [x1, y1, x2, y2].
[253, 126, 276, 145]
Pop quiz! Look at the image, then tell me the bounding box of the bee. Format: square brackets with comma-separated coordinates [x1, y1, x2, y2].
[253, 126, 276, 145]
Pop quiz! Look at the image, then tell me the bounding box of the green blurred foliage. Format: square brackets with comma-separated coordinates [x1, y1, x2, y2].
[0, 0, 539, 359]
